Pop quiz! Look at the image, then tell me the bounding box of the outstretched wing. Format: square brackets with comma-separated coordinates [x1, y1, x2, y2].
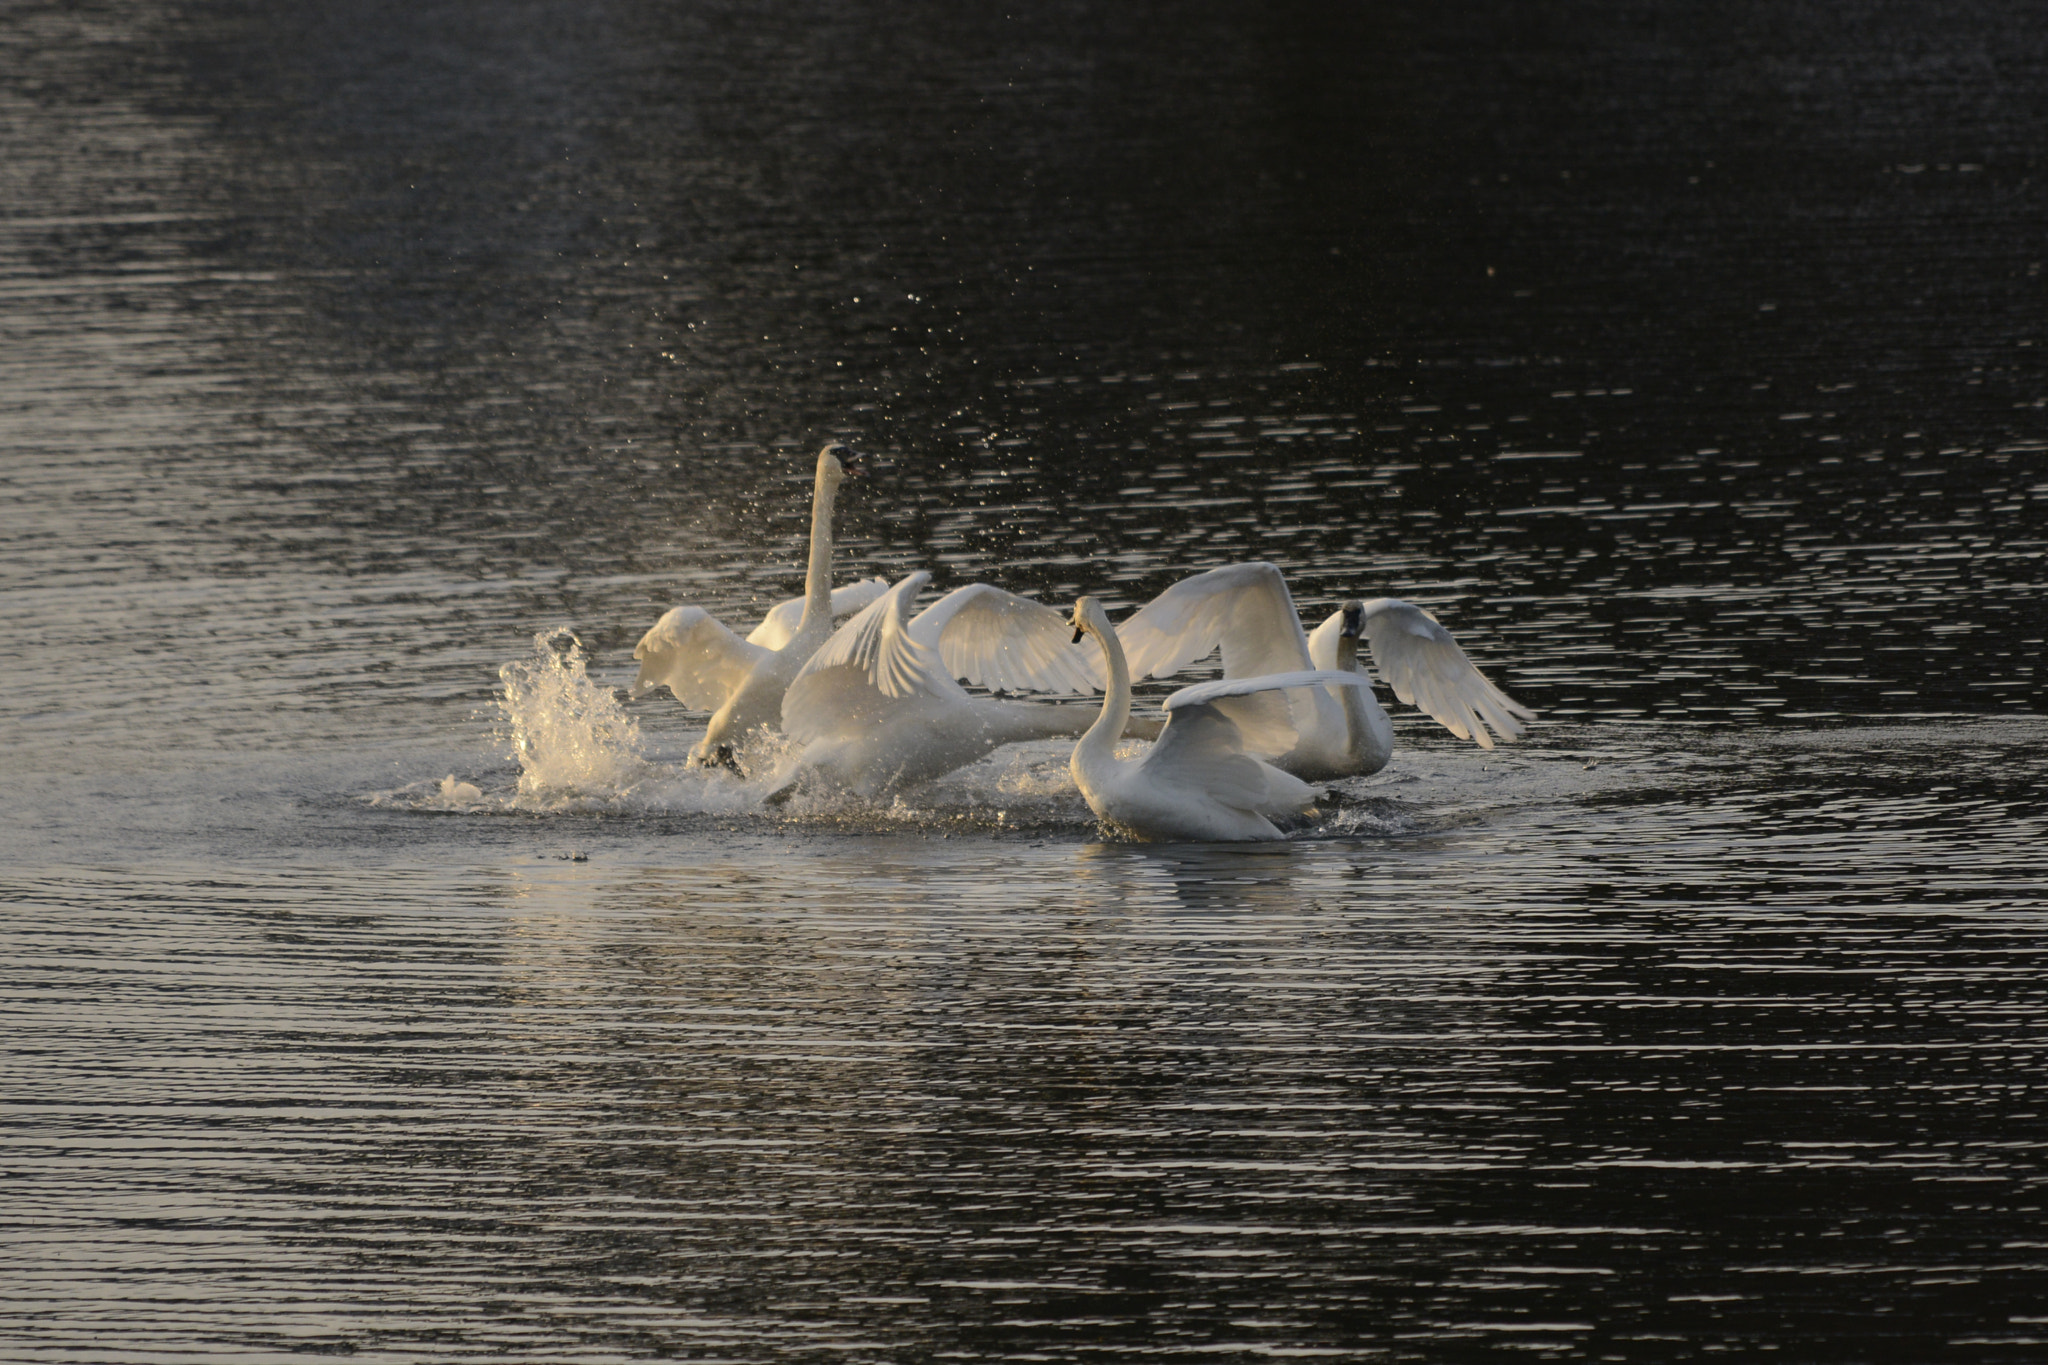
[1167, 667, 1374, 764]
[1163, 667, 1373, 712]
[746, 577, 894, 649]
[1115, 562, 1313, 682]
[1137, 701, 1274, 815]
[908, 583, 1105, 696]
[793, 571, 953, 702]
[1351, 599, 1535, 748]
[780, 661, 906, 746]
[631, 607, 771, 710]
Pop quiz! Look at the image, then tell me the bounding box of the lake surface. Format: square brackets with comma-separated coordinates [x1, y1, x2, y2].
[4, 0, 2046, 1359]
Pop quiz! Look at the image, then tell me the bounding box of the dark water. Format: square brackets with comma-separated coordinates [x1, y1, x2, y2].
[4, 0, 2047, 1359]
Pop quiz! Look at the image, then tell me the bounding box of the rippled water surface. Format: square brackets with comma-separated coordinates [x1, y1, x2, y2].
[5, 0, 2048, 1359]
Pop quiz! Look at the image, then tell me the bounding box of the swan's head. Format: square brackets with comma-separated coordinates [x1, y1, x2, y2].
[817, 442, 866, 485]
[1069, 595, 1112, 644]
[628, 606, 698, 699]
[629, 630, 673, 699]
[1339, 600, 1365, 638]
[629, 650, 668, 700]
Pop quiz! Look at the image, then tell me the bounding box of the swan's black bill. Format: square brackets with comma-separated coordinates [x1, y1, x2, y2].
[1072, 626, 1085, 644]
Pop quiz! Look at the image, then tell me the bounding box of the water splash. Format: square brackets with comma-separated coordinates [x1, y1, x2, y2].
[495, 628, 654, 809]
[369, 634, 1437, 838]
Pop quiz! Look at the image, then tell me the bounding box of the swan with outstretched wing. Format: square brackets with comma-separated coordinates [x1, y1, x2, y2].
[1067, 596, 1372, 842]
[772, 570, 1152, 801]
[1108, 561, 1532, 779]
[628, 443, 887, 769]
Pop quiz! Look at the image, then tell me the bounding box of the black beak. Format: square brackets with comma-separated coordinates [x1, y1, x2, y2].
[1340, 605, 1363, 639]
[1072, 626, 1085, 644]
[839, 447, 867, 478]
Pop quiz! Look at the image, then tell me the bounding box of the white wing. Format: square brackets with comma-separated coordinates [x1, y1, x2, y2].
[630, 607, 771, 710]
[1115, 562, 1314, 682]
[1167, 667, 1372, 766]
[1163, 668, 1373, 712]
[909, 583, 1104, 696]
[745, 577, 893, 649]
[780, 661, 907, 746]
[1351, 599, 1536, 748]
[1137, 701, 1274, 814]
[793, 571, 954, 702]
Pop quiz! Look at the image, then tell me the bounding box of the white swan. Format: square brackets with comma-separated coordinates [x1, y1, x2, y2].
[772, 570, 1156, 801]
[1067, 595, 1372, 842]
[629, 443, 887, 769]
[1112, 562, 1533, 780]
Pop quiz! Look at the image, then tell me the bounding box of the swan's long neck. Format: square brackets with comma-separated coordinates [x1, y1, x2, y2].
[1076, 621, 1132, 771]
[797, 464, 838, 634]
[1335, 632, 1392, 769]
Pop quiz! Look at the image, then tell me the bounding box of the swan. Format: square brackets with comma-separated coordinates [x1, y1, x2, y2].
[1111, 562, 1533, 780]
[629, 443, 887, 769]
[771, 570, 1158, 801]
[1067, 595, 1373, 842]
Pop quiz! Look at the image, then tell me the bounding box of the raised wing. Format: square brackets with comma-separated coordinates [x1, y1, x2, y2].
[1354, 599, 1535, 748]
[1163, 668, 1373, 712]
[1167, 667, 1373, 763]
[780, 660, 907, 746]
[1202, 690, 1301, 759]
[909, 583, 1104, 696]
[1116, 562, 1313, 682]
[630, 607, 771, 710]
[746, 577, 894, 649]
[1137, 701, 1273, 815]
[793, 571, 953, 702]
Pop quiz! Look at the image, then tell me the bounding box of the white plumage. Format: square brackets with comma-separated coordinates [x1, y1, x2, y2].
[773, 571, 1144, 801]
[1067, 596, 1372, 842]
[628, 444, 885, 768]
[1114, 562, 1532, 778]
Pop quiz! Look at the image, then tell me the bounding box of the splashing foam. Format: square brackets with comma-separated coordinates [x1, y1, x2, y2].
[495, 628, 657, 810]
[369, 632, 1418, 839]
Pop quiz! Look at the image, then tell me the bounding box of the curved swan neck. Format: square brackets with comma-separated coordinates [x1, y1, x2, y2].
[1334, 631, 1392, 769]
[798, 458, 840, 630]
[1335, 633, 1371, 755]
[1078, 618, 1132, 763]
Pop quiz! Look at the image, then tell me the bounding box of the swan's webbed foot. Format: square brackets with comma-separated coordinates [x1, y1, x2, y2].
[687, 742, 743, 774]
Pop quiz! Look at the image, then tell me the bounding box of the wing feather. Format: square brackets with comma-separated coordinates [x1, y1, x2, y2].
[1167, 668, 1370, 766]
[795, 571, 952, 702]
[909, 583, 1104, 695]
[1163, 668, 1373, 711]
[1358, 598, 1535, 748]
[1137, 701, 1274, 814]
[745, 577, 894, 649]
[781, 662, 904, 746]
[1115, 562, 1313, 682]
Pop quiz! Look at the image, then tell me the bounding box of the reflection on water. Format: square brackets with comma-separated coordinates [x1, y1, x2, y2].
[6, 0, 2048, 1359]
